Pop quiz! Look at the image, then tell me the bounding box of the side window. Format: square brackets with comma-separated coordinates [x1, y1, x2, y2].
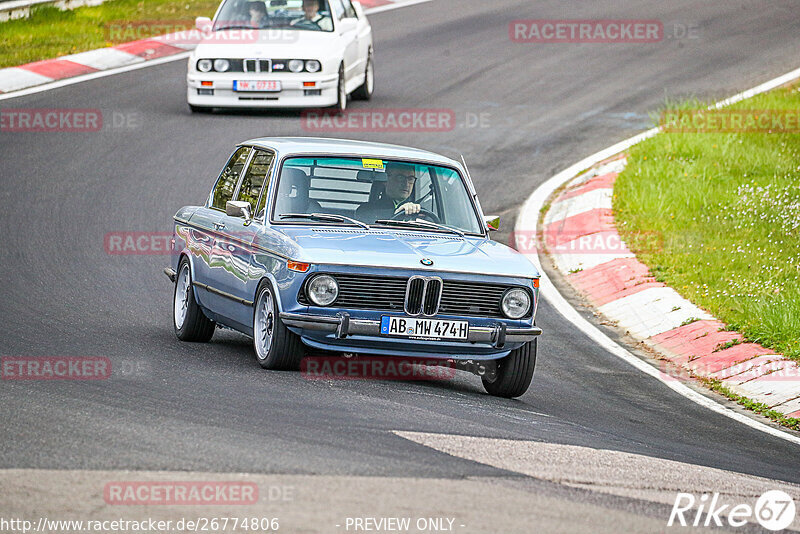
[329, 0, 345, 20]
[211, 146, 251, 211]
[343, 0, 356, 18]
[236, 150, 275, 218]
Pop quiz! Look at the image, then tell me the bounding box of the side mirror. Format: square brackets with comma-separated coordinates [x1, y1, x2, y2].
[226, 200, 252, 222]
[196, 17, 212, 32]
[338, 17, 357, 34]
[484, 215, 500, 231]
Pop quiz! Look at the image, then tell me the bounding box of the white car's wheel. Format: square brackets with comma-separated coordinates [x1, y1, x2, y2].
[353, 51, 373, 100]
[332, 64, 347, 113]
[173, 258, 215, 342]
[253, 281, 304, 370]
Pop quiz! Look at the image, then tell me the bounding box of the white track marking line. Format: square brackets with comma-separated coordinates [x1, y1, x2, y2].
[0, 0, 431, 101]
[516, 67, 800, 447]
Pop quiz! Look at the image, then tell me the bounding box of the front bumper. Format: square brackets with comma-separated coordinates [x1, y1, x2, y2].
[279, 312, 542, 350]
[187, 72, 338, 108]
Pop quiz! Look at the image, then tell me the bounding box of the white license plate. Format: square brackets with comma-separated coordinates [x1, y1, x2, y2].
[233, 80, 282, 92]
[380, 316, 469, 341]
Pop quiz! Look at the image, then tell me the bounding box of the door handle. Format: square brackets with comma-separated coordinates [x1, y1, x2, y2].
[214, 222, 226, 230]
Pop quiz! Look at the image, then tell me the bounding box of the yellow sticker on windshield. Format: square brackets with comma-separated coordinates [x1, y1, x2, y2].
[362, 159, 384, 170]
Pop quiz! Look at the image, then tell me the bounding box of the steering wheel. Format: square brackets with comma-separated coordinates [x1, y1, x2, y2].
[292, 18, 321, 30]
[391, 208, 441, 224]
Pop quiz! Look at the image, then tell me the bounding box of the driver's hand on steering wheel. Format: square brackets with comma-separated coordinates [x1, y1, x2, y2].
[394, 202, 421, 216]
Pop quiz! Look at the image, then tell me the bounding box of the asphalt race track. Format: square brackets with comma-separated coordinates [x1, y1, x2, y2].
[2, 0, 800, 531]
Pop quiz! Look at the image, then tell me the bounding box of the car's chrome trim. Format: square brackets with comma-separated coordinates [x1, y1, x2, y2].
[172, 219, 291, 261]
[164, 267, 177, 283]
[310, 262, 539, 280]
[404, 275, 442, 317]
[279, 312, 542, 348]
[193, 281, 254, 306]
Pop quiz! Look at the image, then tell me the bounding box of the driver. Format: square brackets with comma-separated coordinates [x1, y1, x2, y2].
[356, 162, 421, 222]
[291, 0, 333, 31]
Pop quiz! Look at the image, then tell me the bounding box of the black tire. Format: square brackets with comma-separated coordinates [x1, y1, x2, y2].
[189, 104, 212, 113]
[173, 258, 215, 342]
[252, 280, 305, 370]
[482, 338, 537, 398]
[330, 64, 347, 113]
[352, 51, 373, 101]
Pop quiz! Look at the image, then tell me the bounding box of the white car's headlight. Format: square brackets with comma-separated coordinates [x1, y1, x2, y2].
[305, 60, 321, 73]
[307, 275, 339, 306]
[197, 59, 213, 72]
[213, 59, 230, 72]
[288, 59, 305, 73]
[501, 288, 531, 319]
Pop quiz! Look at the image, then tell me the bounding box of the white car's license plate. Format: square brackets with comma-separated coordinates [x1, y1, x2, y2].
[380, 316, 469, 340]
[233, 80, 281, 92]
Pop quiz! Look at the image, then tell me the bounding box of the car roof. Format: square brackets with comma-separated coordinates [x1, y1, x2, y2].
[241, 137, 462, 167]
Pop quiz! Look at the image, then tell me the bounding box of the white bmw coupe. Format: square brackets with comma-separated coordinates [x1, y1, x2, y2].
[187, 0, 373, 112]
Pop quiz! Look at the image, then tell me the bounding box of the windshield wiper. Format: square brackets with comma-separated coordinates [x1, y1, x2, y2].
[280, 213, 371, 230]
[374, 219, 464, 237]
[213, 24, 257, 31]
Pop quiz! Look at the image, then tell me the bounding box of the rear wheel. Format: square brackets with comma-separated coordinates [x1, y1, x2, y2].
[173, 258, 215, 342]
[352, 51, 373, 101]
[253, 281, 305, 370]
[482, 339, 537, 398]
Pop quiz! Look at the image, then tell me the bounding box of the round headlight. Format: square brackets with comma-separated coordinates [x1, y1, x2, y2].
[501, 288, 531, 319]
[213, 59, 230, 72]
[307, 275, 339, 306]
[197, 59, 213, 72]
[305, 60, 321, 73]
[288, 59, 305, 73]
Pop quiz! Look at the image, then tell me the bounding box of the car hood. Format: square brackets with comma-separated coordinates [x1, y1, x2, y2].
[274, 226, 539, 279]
[195, 30, 337, 58]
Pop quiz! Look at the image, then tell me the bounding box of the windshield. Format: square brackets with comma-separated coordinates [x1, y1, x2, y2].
[214, 0, 334, 32]
[272, 157, 484, 235]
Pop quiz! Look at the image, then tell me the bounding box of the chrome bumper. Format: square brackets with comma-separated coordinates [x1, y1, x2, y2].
[279, 312, 542, 349]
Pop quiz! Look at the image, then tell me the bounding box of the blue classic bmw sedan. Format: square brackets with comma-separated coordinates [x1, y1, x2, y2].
[165, 137, 542, 397]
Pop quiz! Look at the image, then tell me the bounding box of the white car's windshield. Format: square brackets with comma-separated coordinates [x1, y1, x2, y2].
[214, 0, 334, 32]
[273, 157, 485, 235]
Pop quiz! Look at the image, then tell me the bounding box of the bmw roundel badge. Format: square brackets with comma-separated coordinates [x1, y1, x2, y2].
[420, 258, 434, 266]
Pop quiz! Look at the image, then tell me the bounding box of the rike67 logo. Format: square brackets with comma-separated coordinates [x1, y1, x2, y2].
[669, 490, 796, 531]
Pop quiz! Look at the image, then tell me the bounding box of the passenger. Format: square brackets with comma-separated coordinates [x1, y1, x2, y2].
[247, 1, 268, 27]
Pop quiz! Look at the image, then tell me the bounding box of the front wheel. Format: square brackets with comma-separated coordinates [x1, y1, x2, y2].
[482, 339, 537, 398]
[253, 281, 305, 370]
[173, 258, 215, 342]
[352, 51, 373, 101]
[330, 64, 347, 113]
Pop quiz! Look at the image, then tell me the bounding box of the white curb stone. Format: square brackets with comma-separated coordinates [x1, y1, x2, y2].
[544, 188, 612, 225]
[0, 67, 53, 92]
[597, 287, 714, 339]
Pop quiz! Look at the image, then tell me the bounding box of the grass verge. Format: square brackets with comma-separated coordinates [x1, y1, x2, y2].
[701, 378, 800, 432]
[0, 0, 220, 69]
[614, 83, 800, 362]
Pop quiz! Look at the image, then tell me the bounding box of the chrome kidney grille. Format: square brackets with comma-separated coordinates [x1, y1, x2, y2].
[297, 274, 528, 319]
[404, 276, 443, 316]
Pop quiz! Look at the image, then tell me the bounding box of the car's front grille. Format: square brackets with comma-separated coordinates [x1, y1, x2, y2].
[298, 274, 532, 319]
[298, 274, 407, 311]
